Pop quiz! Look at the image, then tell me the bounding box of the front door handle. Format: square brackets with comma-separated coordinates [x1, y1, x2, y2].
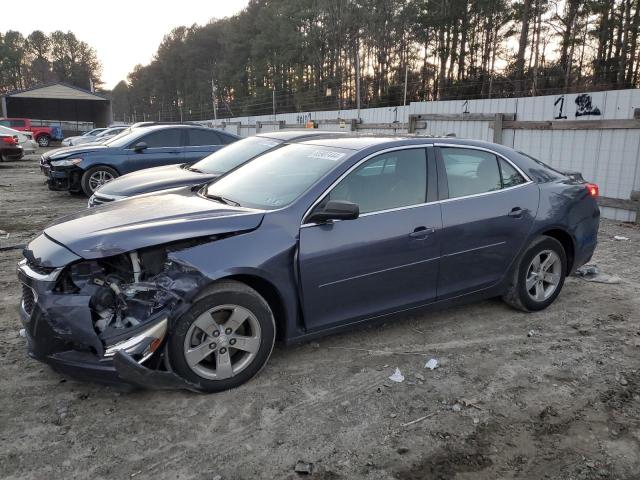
[409, 226, 435, 239]
[508, 207, 523, 218]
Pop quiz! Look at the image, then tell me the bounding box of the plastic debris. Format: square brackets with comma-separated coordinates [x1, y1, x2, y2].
[424, 358, 438, 370]
[294, 461, 313, 475]
[574, 263, 621, 284]
[614, 235, 629, 241]
[389, 367, 405, 383]
[19, 328, 26, 338]
[527, 330, 536, 337]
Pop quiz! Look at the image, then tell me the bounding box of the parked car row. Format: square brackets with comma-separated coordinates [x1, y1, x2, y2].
[61, 126, 128, 146]
[17, 130, 600, 393]
[41, 123, 240, 196]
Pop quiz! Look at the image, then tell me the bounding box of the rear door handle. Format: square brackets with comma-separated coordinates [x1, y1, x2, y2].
[508, 207, 523, 218]
[409, 226, 435, 239]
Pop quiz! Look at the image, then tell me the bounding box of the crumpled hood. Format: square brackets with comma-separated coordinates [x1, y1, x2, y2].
[97, 164, 218, 197]
[43, 144, 109, 161]
[44, 189, 265, 259]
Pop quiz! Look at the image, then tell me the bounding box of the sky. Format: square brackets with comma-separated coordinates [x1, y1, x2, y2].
[3, 0, 249, 89]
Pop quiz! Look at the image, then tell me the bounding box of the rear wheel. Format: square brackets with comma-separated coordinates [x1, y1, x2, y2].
[503, 236, 567, 312]
[168, 280, 276, 393]
[81, 166, 118, 196]
[37, 135, 50, 147]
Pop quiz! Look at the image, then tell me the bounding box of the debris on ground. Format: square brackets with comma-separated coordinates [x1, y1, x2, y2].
[527, 330, 536, 337]
[397, 447, 409, 454]
[574, 263, 621, 284]
[424, 358, 438, 370]
[400, 413, 436, 427]
[452, 403, 462, 412]
[389, 367, 405, 383]
[18, 328, 25, 338]
[459, 398, 482, 410]
[613, 235, 629, 241]
[294, 461, 313, 475]
[539, 406, 559, 419]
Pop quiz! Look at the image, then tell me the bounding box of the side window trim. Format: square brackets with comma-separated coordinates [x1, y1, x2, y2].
[302, 146, 432, 225]
[434, 145, 532, 203]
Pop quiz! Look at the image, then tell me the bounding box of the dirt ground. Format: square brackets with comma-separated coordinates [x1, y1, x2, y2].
[0, 151, 639, 480]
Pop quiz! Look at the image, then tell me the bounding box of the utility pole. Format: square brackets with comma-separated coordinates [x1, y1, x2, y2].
[211, 78, 218, 126]
[403, 64, 409, 106]
[272, 87, 276, 120]
[355, 39, 361, 121]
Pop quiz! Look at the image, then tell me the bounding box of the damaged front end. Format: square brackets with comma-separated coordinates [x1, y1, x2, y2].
[17, 235, 211, 390]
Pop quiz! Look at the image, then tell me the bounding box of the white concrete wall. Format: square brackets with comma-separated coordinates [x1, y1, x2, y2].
[211, 89, 640, 221]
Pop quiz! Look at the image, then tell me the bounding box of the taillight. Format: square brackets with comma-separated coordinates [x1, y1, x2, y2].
[585, 183, 599, 198]
[1, 136, 17, 146]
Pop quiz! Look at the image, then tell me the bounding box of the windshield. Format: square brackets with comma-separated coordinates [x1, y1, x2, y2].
[205, 144, 349, 210]
[191, 136, 282, 174]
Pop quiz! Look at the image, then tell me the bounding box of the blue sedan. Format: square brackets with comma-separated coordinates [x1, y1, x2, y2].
[18, 136, 599, 392]
[40, 124, 239, 196]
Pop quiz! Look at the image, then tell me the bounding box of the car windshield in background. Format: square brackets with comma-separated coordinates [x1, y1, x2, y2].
[102, 127, 135, 146]
[205, 144, 349, 210]
[190, 136, 282, 174]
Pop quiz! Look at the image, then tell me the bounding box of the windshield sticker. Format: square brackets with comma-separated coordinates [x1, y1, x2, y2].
[306, 150, 346, 161]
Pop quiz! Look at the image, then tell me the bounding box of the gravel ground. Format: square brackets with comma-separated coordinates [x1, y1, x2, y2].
[0, 152, 639, 480]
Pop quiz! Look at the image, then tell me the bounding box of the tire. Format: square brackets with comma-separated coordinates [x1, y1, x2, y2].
[37, 135, 50, 147]
[80, 166, 119, 196]
[503, 235, 567, 312]
[168, 280, 276, 393]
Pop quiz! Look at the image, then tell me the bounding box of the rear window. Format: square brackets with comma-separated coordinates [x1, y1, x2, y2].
[187, 129, 221, 146]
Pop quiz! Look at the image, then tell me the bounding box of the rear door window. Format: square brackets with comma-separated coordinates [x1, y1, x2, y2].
[187, 129, 222, 146]
[9, 119, 25, 128]
[440, 148, 502, 199]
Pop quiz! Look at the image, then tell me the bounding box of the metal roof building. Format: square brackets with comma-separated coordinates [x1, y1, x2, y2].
[1, 82, 112, 128]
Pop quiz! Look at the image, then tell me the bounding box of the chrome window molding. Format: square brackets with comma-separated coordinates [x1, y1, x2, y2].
[434, 143, 532, 182]
[300, 142, 534, 228]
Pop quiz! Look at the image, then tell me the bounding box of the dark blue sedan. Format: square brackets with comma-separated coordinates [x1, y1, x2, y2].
[41, 124, 239, 196]
[18, 136, 599, 392]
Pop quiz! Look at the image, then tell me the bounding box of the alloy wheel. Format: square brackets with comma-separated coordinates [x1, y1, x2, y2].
[525, 249, 561, 302]
[183, 304, 262, 380]
[88, 170, 115, 192]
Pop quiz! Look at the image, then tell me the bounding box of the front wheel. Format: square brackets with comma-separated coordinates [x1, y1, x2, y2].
[168, 280, 276, 393]
[81, 166, 118, 196]
[503, 236, 567, 312]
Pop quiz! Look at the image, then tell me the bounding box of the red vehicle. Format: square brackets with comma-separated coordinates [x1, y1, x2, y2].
[0, 134, 24, 161]
[0, 118, 63, 147]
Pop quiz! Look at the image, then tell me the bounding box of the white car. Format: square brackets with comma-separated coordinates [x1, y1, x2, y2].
[0, 125, 38, 154]
[62, 128, 109, 147]
[71, 126, 128, 146]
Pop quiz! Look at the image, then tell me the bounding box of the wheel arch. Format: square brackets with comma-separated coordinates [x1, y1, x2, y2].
[82, 162, 122, 176]
[196, 274, 288, 341]
[539, 228, 575, 272]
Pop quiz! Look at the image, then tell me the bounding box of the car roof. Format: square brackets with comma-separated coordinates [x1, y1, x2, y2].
[296, 134, 511, 152]
[133, 124, 236, 135]
[256, 130, 349, 141]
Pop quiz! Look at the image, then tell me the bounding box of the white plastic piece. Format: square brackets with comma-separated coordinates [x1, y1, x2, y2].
[389, 367, 405, 383]
[424, 358, 438, 370]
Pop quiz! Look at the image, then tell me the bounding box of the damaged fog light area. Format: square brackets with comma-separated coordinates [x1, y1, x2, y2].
[54, 243, 208, 361]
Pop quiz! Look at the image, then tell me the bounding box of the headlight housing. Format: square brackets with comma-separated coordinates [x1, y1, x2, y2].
[50, 158, 83, 167]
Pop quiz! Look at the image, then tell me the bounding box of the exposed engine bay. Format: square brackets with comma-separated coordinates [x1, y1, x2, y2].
[54, 240, 208, 348]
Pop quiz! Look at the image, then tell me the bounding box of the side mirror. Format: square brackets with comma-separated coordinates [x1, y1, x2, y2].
[133, 141, 148, 152]
[307, 200, 359, 223]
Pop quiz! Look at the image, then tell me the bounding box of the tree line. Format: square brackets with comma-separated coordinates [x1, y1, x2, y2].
[0, 30, 102, 93]
[112, 0, 640, 122]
